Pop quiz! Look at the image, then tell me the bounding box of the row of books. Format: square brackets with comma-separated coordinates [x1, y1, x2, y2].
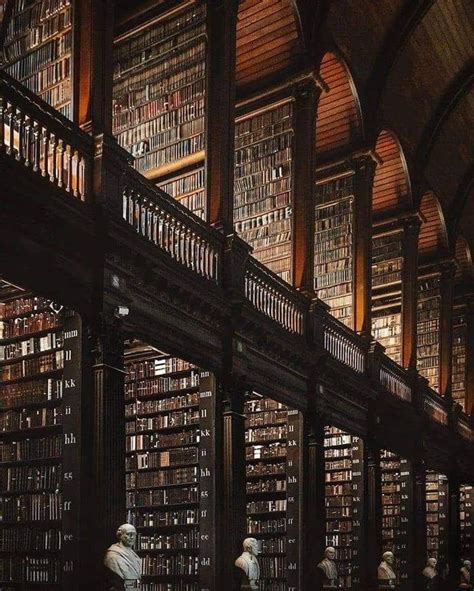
[0, 297, 52, 321]
[0, 526, 61, 551]
[128, 447, 198, 470]
[0, 406, 60, 433]
[133, 509, 198, 528]
[247, 500, 287, 514]
[0, 378, 62, 409]
[0, 331, 63, 362]
[247, 479, 286, 494]
[138, 530, 199, 550]
[247, 462, 285, 478]
[142, 554, 199, 576]
[0, 556, 60, 583]
[129, 466, 198, 490]
[0, 464, 61, 492]
[125, 374, 199, 399]
[417, 277, 441, 392]
[140, 583, 198, 591]
[0, 351, 64, 382]
[126, 430, 199, 452]
[247, 517, 286, 534]
[159, 167, 206, 219]
[125, 393, 199, 417]
[126, 357, 195, 380]
[452, 310, 467, 411]
[127, 485, 199, 509]
[0, 311, 61, 339]
[0, 491, 61, 521]
[0, 434, 62, 462]
[133, 409, 199, 432]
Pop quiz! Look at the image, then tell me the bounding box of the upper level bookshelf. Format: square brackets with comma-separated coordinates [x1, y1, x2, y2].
[371, 230, 403, 364]
[460, 484, 473, 562]
[234, 100, 294, 284]
[0, 280, 64, 589]
[2, 0, 72, 119]
[324, 426, 364, 589]
[113, 1, 207, 219]
[417, 274, 441, 392]
[452, 304, 467, 412]
[314, 171, 355, 327]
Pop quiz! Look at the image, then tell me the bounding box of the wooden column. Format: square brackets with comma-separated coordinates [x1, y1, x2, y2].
[365, 442, 382, 591]
[90, 316, 125, 588]
[351, 153, 377, 337]
[465, 296, 474, 415]
[206, 0, 238, 230]
[292, 76, 320, 292]
[220, 381, 246, 589]
[73, 0, 114, 133]
[302, 415, 326, 591]
[439, 261, 456, 398]
[403, 459, 427, 589]
[401, 216, 421, 370]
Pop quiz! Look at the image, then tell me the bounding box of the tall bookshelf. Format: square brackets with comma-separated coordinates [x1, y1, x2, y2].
[124, 343, 216, 590]
[417, 275, 441, 392]
[452, 304, 467, 412]
[460, 485, 473, 561]
[371, 230, 403, 364]
[244, 393, 301, 590]
[426, 472, 449, 562]
[324, 427, 364, 589]
[113, 2, 207, 219]
[0, 280, 64, 589]
[314, 171, 355, 328]
[380, 451, 412, 587]
[2, 0, 73, 119]
[234, 101, 295, 284]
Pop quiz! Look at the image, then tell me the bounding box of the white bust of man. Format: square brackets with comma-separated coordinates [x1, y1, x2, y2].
[460, 560, 471, 588]
[318, 546, 339, 587]
[104, 523, 141, 586]
[422, 557, 437, 579]
[378, 551, 396, 585]
[235, 537, 261, 590]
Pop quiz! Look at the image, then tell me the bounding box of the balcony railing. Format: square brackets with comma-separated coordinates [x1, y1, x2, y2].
[424, 389, 448, 425]
[122, 167, 222, 284]
[380, 355, 412, 402]
[323, 314, 366, 374]
[458, 415, 472, 442]
[244, 258, 306, 335]
[0, 71, 92, 201]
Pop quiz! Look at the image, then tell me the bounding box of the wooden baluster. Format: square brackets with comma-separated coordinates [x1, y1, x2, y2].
[50, 134, 57, 183]
[23, 116, 32, 167]
[57, 140, 65, 188]
[6, 106, 14, 156]
[42, 130, 50, 178]
[32, 123, 41, 172]
[0, 97, 4, 151]
[66, 144, 73, 192]
[72, 150, 80, 198]
[16, 110, 24, 161]
[122, 190, 128, 221]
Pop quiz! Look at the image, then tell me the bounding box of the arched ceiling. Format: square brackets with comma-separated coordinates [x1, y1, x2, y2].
[418, 192, 449, 259]
[324, 0, 473, 250]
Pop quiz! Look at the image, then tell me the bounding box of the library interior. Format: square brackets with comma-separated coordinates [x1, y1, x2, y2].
[0, 0, 473, 590]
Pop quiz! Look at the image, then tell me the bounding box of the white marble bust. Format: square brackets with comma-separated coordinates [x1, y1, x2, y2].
[318, 546, 339, 587]
[104, 523, 141, 584]
[378, 551, 396, 585]
[422, 557, 437, 579]
[460, 560, 471, 588]
[235, 537, 261, 590]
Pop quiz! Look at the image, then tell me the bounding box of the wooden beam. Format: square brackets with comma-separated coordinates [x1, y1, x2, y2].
[415, 61, 474, 175]
[365, 0, 435, 121]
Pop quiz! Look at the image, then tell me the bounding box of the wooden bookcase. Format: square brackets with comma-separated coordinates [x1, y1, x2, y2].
[324, 427, 364, 590]
[113, 1, 207, 219]
[417, 273, 441, 392]
[244, 393, 302, 590]
[0, 280, 83, 589]
[234, 100, 295, 284]
[425, 472, 449, 562]
[380, 451, 413, 588]
[452, 302, 467, 412]
[314, 169, 355, 328]
[460, 485, 473, 561]
[3, 0, 72, 118]
[124, 343, 217, 590]
[371, 229, 403, 364]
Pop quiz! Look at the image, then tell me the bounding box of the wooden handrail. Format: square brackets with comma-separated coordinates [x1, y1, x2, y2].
[379, 354, 412, 401]
[322, 314, 367, 373]
[423, 388, 449, 425]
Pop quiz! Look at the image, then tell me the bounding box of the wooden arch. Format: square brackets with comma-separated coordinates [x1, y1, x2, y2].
[236, 0, 303, 88]
[455, 234, 473, 279]
[372, 130, 412, 215]
[418, 192, 449, 258]
[315, 51, 363, 156]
